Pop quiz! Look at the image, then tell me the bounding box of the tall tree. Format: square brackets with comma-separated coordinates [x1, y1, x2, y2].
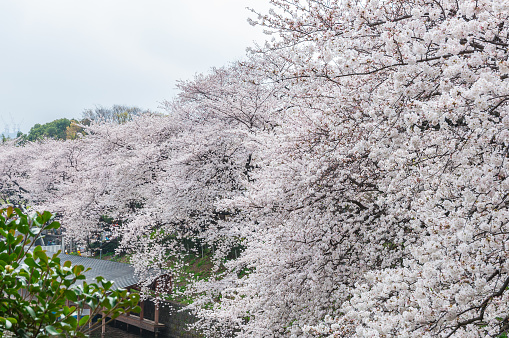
[26, 118, 72, 142]
[81, 105, 148, 124]
[2, 0, 509, 336]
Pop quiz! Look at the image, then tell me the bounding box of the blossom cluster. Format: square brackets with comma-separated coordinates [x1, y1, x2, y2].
[1, 0, 509, 336]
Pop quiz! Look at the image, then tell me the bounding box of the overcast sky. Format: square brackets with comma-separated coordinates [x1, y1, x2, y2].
[0, 0, 269, 133]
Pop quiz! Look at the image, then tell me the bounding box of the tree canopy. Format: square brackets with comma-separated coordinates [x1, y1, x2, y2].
[25, 118, 72, 142]
[81, 105, 149, 124]
[17, 105, 150, 143]
[1, 0, 509, 336]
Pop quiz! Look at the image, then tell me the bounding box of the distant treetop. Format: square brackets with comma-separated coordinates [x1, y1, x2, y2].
[12, 105, 151, 143]
[26, 118, 72, 142]
[81, 105, 150, 124]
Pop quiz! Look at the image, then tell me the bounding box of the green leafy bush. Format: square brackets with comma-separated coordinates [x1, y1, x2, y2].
[0, 207, 140, 337]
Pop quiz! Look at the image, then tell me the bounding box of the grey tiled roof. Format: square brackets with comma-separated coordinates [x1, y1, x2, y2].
[57, 254, 139, 290]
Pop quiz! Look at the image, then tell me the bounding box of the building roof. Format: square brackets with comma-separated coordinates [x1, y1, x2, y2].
[57, 254, 139, 290]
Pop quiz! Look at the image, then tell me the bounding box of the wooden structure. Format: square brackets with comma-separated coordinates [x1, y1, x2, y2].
[57, 254, 172, 335]
[113, 311, 165, 332]
[114, 273, 173, 333]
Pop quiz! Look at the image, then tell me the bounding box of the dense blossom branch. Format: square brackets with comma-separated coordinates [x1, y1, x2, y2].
[2, 0, 509, 337]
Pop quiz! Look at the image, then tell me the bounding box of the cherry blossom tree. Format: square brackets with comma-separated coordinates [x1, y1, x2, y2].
[2, 0, 509, 336]
[188, 0, 509, 336]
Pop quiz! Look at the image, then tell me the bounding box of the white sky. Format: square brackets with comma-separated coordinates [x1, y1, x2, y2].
[0, 0, 270, 132]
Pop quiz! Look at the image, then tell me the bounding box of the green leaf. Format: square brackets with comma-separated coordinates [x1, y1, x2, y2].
[24, 257, 37, 268]
[6, 317, 17, 324]
[78, 315, 90, 326]
[65, 274, 76, 281]
[34, 249, 48, 264]
[72, 265, 84, 275]
[59, 321, 73, 331]
[29, 227, 41, 236]
[25, 306, 37, 319]
[40, 211, 53, 224]
[63, 315, 77, 328]
[107, 296, 117, 308]
[86, 298, 99, 308]
[64, 290, 78, 302]
[45, 325, 62, 335]
[17, 224, 29, 235]
[45, 221, 60, 230]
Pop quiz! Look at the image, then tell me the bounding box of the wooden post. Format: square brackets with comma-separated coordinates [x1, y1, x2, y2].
[139, 301, 144, 320]
[139, 300, 144, 335]
[154, 302, 160, 325]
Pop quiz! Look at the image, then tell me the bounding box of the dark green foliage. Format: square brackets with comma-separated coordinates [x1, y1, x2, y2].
[89, 238, 119, 256]
[88, 216, 120, 256]
[0, 207, 140, 337]
[26, 118, 72, 141]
